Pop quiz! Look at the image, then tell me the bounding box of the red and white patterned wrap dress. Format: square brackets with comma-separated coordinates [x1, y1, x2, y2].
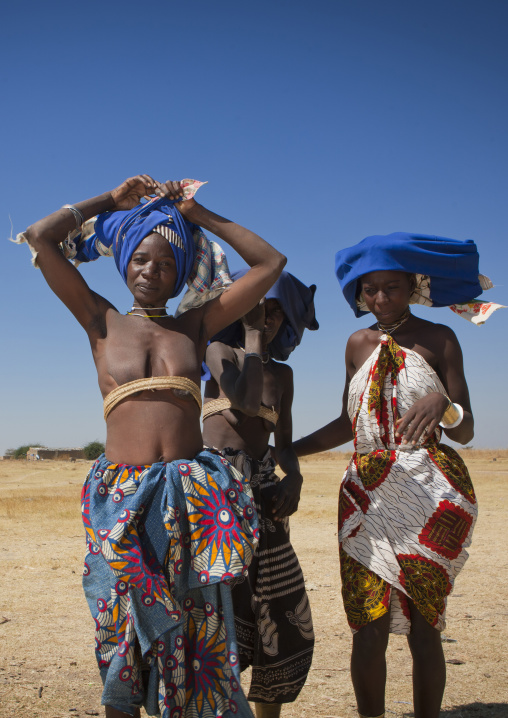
[339, 334, 477, 634]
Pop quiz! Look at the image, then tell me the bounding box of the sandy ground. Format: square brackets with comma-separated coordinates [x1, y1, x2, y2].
[0, 451, 506, 718]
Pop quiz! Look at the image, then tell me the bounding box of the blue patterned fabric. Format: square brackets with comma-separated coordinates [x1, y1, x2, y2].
[74, 197, 197, 297]
[335, 232, 484, 317]
[81, 450, 259, 717]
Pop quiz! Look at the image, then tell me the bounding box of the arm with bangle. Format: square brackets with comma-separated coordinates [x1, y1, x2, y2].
[439, 398, 464, 429]
[435, 327, 474, 444]
[395, 326, 474, 445]
[18, 175, 164, 330]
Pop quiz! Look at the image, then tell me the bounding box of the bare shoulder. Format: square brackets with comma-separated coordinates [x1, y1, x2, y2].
[437, 322, 459, 340]
[416, 316, 457, 337]
[346, 325, 379, 372]
[269, 361, 294, 403]
[401, 316, 464, 371]
[411, 317, 461, 351]
[205, 340, 239, 379]
[347, 325, 376, 348]
[206, 340, 237, 360]
[270, 360, 293, 381]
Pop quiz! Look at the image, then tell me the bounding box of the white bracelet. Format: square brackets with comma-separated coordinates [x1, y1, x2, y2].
[439, 400, 464, 429]
[62, 204, 85, 229]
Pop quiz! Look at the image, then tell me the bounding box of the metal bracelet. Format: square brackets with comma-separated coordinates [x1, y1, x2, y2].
[244, 353, 262, 360]
[62, 204, 85, 229]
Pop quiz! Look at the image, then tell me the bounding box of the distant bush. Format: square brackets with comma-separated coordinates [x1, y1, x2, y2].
[83, 441, 105, 460]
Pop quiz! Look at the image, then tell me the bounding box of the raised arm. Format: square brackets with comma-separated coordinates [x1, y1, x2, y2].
[22, 175, 160, 331]
[164, 187, 285, 340]
[205, 304, 265, 415]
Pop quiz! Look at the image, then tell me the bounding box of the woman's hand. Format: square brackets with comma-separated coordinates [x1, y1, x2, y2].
[268, 471, 303, 521]
[268, 444, 278, 464]
[111, 174, 160, 211]
[155, 180, 197, 216]
[241, 301, 265, 334]
[395, 392, 449, 445]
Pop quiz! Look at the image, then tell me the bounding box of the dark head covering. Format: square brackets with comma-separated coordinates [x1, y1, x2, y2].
[69, 197, 197, 298]
[335, 232, 485, 317]
[212, 270, 319, 361]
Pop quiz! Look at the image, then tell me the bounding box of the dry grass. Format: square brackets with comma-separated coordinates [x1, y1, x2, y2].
[1, 493, 78, 521]
[0, 456, 506, 718]
[300, 450, 353, 463]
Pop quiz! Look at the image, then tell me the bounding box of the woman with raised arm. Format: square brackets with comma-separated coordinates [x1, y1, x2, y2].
[293, 232, 503, 718]
[15, 175, 286, 718]
[202, 271, 318, 718]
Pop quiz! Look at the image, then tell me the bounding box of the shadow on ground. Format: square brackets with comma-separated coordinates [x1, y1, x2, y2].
[399, 704, 508, 718]
[439, 703, 508, 717]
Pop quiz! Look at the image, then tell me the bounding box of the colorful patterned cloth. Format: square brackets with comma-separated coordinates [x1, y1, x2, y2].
[221, 449, 314, 703]
[339, 335, 477, 634]
[81, 450, 259, 717]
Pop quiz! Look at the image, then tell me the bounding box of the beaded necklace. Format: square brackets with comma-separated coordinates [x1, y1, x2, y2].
[377, 307, 411, 334]
[127, 305, 171, 319]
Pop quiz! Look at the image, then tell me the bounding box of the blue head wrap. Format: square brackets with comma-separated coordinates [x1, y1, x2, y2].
[211, 270, 319, 361]
[70, 197, 197, 298]
[335, 232, 485, 317]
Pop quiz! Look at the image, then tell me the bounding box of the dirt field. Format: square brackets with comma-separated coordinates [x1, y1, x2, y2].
[0, 451, 506, 718]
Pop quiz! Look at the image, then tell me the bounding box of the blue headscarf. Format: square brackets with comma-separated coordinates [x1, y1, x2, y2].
[211, 270, 319, 361]
[335, 232, 485, 317]
[70, 197, 197, 298]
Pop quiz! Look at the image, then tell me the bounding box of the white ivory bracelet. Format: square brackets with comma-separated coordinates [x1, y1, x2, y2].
[439, 400, 464, 429]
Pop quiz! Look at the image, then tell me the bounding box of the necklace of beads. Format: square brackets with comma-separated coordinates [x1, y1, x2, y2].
[127, 312, 172, 318]
[130, 305, 168, 311]
[377, 307, 411, 334]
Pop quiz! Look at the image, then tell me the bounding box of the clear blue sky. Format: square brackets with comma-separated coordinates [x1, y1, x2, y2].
[1, 0, 506, 454]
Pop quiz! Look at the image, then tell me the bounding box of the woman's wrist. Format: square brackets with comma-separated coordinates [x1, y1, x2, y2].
[243, 329, 263, 355]
[74, 192, 116, 222]
[176, 199, 200, 221]
[440, 399, 464, 429]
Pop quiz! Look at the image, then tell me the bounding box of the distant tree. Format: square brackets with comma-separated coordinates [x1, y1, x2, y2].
[83, 441, 105, 460]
